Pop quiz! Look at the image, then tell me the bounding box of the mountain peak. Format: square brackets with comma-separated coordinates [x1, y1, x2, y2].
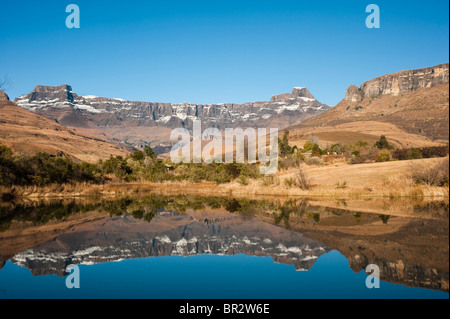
[20, 84, 75, 103]
[291, 87, 314, 99]
[33, 84, 72, 94]
[271, 87, 315, 103]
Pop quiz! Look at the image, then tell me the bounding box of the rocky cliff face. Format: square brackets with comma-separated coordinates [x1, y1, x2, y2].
[14, 85, 329, 149]
[345, 63, 449, 102]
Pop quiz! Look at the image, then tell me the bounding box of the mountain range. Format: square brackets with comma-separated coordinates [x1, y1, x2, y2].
[14, 85, 329, 151]
[1, 62, 448, 161]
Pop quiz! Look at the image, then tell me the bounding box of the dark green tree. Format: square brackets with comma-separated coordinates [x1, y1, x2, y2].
[144, 147, 158, 160]
[279, 130, 292, 157]
[375, 135, 392, 149]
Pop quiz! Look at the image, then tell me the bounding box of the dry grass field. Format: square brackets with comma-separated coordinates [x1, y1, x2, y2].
[287, 121, 442, 149]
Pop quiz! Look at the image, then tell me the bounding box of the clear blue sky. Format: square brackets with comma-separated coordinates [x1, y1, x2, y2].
[0, 0, 448, 106]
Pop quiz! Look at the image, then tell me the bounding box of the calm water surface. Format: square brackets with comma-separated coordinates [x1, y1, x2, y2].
[0, 195, 448, 299]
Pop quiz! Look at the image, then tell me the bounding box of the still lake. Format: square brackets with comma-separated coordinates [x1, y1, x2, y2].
[0, 194, 448, 299]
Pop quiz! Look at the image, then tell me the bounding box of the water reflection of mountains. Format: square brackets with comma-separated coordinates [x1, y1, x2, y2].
[0, 195, 448, 292]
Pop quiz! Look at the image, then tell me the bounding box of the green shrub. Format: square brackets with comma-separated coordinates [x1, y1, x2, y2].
[238, 175, 249, 186]
[407, 148, 422, 160]
[302, 140, 315, 152]
[377, 150, 392, 162]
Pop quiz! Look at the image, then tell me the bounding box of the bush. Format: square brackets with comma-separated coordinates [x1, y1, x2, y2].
[412, 157, 449, 186]
[330, 144, 345, 155]
[238, 175, 249, 186]
[144, 147, 158, 160]
[392, 146, 448, 160]
[377, 150, 392, 162]
[0, 145, 13, 158]
[260, 175, 279, 187]
[354, 141, 369, 147]
[305, 156, 324, 166]
[407, 148, 422, 160]
[348, 146, 380, 164]
[278, 152, 304, 170]
[131, 150, 145, 161]
[303, 140, 316, 152]
[296, 166, 310, 190]
[284, 177, 296, 188]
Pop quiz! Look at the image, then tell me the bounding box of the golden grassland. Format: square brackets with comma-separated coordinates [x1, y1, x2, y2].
[0, 102, 130, 162]
[1, 157, 448, 200]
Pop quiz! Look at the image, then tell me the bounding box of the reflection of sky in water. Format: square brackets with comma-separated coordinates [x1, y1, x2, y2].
[0, 251, 447, 299]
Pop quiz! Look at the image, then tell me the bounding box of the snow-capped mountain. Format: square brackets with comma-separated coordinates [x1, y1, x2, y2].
[14, 84, 329, 149]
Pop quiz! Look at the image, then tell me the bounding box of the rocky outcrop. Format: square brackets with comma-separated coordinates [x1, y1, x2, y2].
[345, 63, 449, 101]
[271, 87, 315, 103]
[344, 85, 362, 102]
[0, 90, 9, 101]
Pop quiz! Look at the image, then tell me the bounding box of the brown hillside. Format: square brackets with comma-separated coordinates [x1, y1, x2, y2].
[295, 83, 449, 144]
[0, 97, 131, 163]
[287, 121, 442, 149]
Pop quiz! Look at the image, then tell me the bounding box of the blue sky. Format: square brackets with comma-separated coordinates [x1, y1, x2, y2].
[0, 0, 448, 105]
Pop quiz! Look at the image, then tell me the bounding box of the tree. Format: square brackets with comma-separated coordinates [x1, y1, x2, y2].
[279, 130, 292, 157]
[379, 214, 390, 224]
[131, 150, 144, 161]
[375, 135, 392, 149]
[144, 147, 157, 160]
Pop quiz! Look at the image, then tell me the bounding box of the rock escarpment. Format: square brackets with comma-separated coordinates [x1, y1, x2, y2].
[345, 63, 449, 102]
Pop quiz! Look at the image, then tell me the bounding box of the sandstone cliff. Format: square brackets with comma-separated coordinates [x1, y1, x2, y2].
[296, 63, 449, 142]
[345, 63, 449, 102]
